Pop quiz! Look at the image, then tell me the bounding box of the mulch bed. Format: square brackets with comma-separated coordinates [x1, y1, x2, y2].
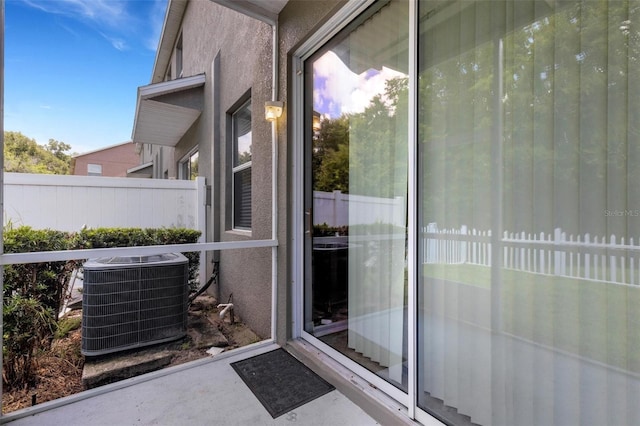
[2, 295, 259, 414]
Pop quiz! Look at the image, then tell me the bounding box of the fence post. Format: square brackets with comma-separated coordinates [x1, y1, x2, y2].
[554, 228, 561, 276]
[461, 225, 468, 264]
[196, 176, 207, 288]
[584, 233, 591, 279]
[609, 234, 616, 283]
[631, 237, 635, 285]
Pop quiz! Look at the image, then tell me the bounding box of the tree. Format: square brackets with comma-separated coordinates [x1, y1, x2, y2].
[4, 132, 73, 175]
[312, 77, 409, 198]
[46, 139, 72, 161]
[312, 116, 350, 193]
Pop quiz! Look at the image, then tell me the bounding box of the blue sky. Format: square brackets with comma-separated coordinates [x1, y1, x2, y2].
[4, 0, 167, 154]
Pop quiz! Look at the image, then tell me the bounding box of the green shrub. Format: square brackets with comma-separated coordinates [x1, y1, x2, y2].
[313, 223, 349, 236]
[3, 295, 55, 389]
[3, 227, 72, 320]
[71, 227, 202, 289]
[3, 227, 73, 389]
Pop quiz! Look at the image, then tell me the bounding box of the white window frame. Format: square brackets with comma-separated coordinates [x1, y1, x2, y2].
[176, 33, 183, 79]
[178, 147, 199, 180]
[87, 163, 102, 176]
[231, 99, 252, 231]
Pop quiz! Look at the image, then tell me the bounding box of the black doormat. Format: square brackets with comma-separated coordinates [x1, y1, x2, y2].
[231, 348, 335, 418]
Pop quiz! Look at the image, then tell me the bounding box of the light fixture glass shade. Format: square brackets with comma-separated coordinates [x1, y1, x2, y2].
[264, 101, 284, 121]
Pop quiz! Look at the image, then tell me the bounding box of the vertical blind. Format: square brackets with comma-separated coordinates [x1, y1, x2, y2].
[419, 1, 640, 425]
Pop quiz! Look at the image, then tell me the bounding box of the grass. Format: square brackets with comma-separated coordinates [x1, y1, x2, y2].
[423, 263, 640, 374]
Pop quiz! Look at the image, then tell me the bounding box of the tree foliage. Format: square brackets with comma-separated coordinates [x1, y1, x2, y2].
[417, 0, 640, 235]
[4, 131, 73, 174]
[312, 77, 408, 198]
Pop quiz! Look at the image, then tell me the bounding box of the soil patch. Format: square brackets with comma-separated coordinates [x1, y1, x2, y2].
[2, 294, 261, 414]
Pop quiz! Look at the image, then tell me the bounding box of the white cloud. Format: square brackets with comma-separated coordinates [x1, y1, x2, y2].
[22, 0, 128, 27]
[100, 32, 128, 51]
[144, 0, 167, 52]
[21, 0, 167, 52]
[313, 51, 406, 118]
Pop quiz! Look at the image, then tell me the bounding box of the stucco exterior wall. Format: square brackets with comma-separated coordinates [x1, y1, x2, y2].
[154, 1, 274, 338]
[141, 0, 346, 341]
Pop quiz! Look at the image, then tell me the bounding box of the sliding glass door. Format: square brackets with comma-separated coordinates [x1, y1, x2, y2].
[303, 0, 410, 392]
[300, 0, 640, 424]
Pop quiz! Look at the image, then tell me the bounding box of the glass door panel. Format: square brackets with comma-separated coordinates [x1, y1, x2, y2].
[304, 0, 410, 391]
[418, 0, 640, 424]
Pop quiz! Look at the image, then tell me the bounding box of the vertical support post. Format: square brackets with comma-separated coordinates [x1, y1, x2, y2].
[406, 0, 417, 418]
[270, 21, 279, 343]
[1, 0, 6, 415]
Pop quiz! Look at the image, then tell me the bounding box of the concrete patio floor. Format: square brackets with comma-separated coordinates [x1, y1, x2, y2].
[1, 342, 382, 426]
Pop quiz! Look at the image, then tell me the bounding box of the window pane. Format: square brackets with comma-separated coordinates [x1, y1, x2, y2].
[234, 167, 251, 229]
[234, 102, 252, 167]
[189, 151, 198, 180]
[87, 163, 102, 176]
[418, 1, 640, 425]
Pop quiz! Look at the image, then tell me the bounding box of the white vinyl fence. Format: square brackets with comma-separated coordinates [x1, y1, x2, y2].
[3, 173, 206, 234]
[313, 190, 405, 227]
[423, 223, 640, 286]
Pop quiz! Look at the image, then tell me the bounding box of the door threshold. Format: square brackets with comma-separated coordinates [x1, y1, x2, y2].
[285, 338, 419, 426]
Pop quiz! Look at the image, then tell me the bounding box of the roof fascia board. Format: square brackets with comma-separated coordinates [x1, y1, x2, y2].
[210, 0, 278, 25]
[139, 74, 206, 99]
[151, 0, 188, 84]
[73, 141, 133, 158]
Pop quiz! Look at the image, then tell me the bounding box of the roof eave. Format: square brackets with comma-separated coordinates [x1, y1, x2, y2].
[151, 0, 188, 84]
[132, 74, 206, 147]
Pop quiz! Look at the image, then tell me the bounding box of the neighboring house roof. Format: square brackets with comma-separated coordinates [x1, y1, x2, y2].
[72, 141, 140, 177]
[127, 161, 153, 178]
[72, 141, 134, 158]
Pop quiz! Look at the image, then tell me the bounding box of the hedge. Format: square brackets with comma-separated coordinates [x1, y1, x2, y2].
[2, 226, 202, 389]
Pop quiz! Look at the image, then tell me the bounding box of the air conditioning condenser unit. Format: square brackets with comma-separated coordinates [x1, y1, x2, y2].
[81, 253, 189, 356]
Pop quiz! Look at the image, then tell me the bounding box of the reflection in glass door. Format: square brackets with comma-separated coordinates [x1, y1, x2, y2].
[303, 0, 410, 392]
[417, 0, 640, 424]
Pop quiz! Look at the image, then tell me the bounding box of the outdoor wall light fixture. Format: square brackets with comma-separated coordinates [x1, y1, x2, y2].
[265, 101, 284, 122]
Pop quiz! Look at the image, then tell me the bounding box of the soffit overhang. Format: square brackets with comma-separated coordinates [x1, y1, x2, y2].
[210, 0, 289, 25]
[132, 74, 206, 147]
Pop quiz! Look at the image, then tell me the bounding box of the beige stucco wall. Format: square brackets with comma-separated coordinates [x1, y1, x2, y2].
[142, 0, 346, 341]
[151, 1, 274, 338]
